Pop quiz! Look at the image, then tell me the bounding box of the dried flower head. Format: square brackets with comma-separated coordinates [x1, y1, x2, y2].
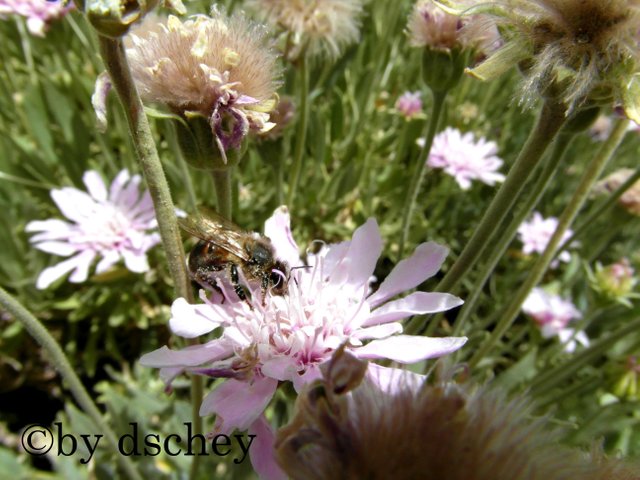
[0, 0, 73, 37]
[126, 10, 280, 157]
[248, 0, 364, 59]
[408, 0, 498, 55]
[446, 0, 640, 115]
[594, 168, 640, 216]
[276, 351, 637, 479]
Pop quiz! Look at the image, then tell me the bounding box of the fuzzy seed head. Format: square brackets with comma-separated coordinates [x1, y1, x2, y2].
[408, 0, 499, 55]
[126, 10, 280, 148]
[486, 0, 640, 110]
[276, 353, 640, 480]
[249, 0, 364, 59]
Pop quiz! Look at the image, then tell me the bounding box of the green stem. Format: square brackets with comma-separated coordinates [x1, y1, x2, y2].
[97, 37, 192, 302]
[211, 168, 233, 220]
[436, 101, 567, 293]
[529, 314, 640, 398]
[0, 288, 143, 480]
[286, 54, 309, 208]
[451, 132, 576, 337]
[96, 36, 202, 478]
[557, 165, 640, 255]
[398, 90, 447, 259]
[468, 118, 629, 369]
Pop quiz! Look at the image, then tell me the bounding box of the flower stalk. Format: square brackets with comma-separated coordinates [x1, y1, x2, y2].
[468, 117, 629, 369]
[96, 35, 202, 478]
[437, 101, 566, 290]
[451, 130, 577, 337]
[211, 168, 233, 220]
[0, 287, 143, 480]
[398, 90, 447, 259]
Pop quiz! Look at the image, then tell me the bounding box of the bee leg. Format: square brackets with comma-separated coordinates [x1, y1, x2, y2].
[260, 275, 269, 306]
[196, 269, 226, 304]
[230, 264, 253, 310]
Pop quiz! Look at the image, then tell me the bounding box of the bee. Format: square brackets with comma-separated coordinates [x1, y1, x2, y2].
[178, 209, 289, 306]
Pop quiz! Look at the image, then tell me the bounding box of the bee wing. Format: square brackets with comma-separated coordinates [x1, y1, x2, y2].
[178, 208, 251, 261]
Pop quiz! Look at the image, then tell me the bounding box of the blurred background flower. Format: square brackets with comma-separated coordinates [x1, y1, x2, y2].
[517, 212, 574, 267]
[26, 170, 161, 289]
[422, 127, 505, 189]
[522, 287, 588, 353]
[0, 0, 73, 37]
[395, 90, 423, 119]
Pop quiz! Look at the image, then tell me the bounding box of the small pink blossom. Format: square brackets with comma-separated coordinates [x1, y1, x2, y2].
[395, 91, 423, 118]
[0, 0, 72, 37]
[141, 207, 466, 479]
[26, 170, 161, 289]
[522, 288, 588, 353]
[517, 212, 574, 268]
[423, 127, 505, 189]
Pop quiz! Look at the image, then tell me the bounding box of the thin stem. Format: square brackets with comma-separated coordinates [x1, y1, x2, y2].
[451, 132, 576, 337]
[96, 36, 202, 478]
[557, 165, 640, 255]
[286, 54, 309, 208]
[0, 288, 143, 480]
[436, 101, 567, 293]
[407, 100, 568, 335]
[398, 90, 447, 259]
[468, 118, 629, 369]
[97, 37, 192, 302]
[211, 168, 233, 220]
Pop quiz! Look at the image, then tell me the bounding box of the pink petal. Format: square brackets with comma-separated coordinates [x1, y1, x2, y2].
[355, 334, 467, 363]
[50, 188, 98, 223]
[365, 363, 426, 393]
[25, 219, 71, 234]
[169, 298, 222, 338]
[140, 340, 233, 368]
[121, 248, 149, 273]
[263, 206, 302, 267]
[109, 169, 131, 201]
[368, 242, 449, 308]
[291, 364, 322, 392]
[36, 255, 84, 289]
[364, 291, 463, 327]
[200, 377, 277, 433]
[32, 241, 77, 256]
[95, 250, 121, 274]
[248, 416, 287, 480]
[261, 356, 299, 382]
[352, 322, 403, 340]
[345, 218, 383, 288]
[68, 250, 96, 283]
[82, 170, 108, 202]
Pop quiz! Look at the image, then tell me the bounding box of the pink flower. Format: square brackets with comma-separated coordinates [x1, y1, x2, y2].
[141, 207, 466, 479]
[0, 0, 72, 37]
[424, 127, 505, 190]
[517, 212, 574, 268]
[26, 170, 161, 289]
[395, 91, 423, 118]
[522, 288, 588, 353]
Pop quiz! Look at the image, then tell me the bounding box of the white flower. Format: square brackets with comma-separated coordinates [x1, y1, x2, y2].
[517, 212, 574, 268]
[522, 288, 588, 353]
[141, 207, 466, 478]
[26, 170, 161, 289]
[423, 127, 505, 189]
